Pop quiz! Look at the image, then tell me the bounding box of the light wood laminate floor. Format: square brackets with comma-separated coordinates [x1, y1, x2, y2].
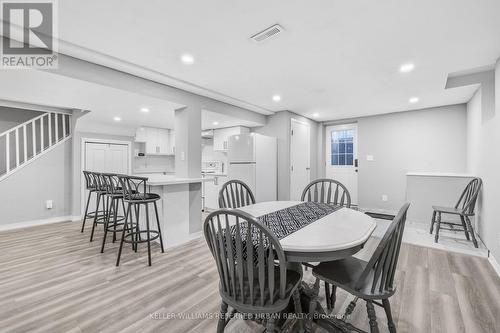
[0, 221, 499, 333]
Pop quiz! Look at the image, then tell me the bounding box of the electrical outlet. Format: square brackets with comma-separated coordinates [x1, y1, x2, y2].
[366, 155, 374, 161]
[382, 195, 388, 202]
[46, 200, 53, 209]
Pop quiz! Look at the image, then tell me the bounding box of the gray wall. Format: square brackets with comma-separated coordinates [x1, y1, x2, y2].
[0, 106, 42, 133]
[329, 104, 467, 213]
[0, 139, 72, 225]
[254, 111, 320, 200]
[465, 63, 500, 262]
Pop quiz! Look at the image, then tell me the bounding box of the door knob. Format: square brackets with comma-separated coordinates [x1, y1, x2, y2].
[306, 167, 311, 170]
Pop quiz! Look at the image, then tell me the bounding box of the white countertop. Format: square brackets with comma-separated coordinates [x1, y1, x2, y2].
[406, 172, 475, 178]
[133, 174, 214, 186]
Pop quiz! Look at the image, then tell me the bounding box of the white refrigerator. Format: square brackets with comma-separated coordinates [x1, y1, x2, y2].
[227, 133, 277, 202]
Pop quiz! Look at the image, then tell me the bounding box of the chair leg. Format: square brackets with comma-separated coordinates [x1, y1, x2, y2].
[145, 203, 152, 266]
[366, 300, 379, 333]
[112, 199, 119, 243]
[434, 212, 441, 243]
[116, 203, 131, 267]
[217, 301, 228, 333]
[429, 210, 436, 234]
[134, 204, 141, 252]
[324, 282, 331, 310]
[465, 216, 478, 248]
[100, 199, 111, 253]
[382, 299, 396, 333]
[342, 297, 358, 321]
[154, 201, 165, 253]
[90, 193, 101, 242]
[266, 317, 276, 333]
[292, 289, 304, 333]
[306, 278, 320, 333]
[81, 190, 92, 233]
[459, 215, 470, 241]
[330, 285, 337, 310]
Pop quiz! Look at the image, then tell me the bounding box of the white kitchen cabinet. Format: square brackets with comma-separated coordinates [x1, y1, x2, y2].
[213, 126, 250, 152]
[167, 130, 175, 155]
[135, 127, 174, 155]
[135, 127, 148, 143]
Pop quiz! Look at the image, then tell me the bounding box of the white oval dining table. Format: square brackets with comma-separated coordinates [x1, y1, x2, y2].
[238, 201, 377, 263]
[239, 201, 378, 332]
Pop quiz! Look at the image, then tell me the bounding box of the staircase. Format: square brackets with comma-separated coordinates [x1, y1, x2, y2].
[0, 112, 72, 182]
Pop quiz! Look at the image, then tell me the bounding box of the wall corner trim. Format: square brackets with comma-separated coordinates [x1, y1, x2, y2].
[488, 253, 500, 278]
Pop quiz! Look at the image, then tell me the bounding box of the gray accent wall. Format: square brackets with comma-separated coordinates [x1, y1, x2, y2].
[253, 111, 320, 200]
[0, 139, 72, 225]
[329, 104, 467, 213]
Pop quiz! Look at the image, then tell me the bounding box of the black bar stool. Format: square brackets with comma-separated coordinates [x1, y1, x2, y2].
[89, 172, 113, 242]
[116, 175, 165, 266]
[81, 171, 107, 233]
[100, 173, 130, 253]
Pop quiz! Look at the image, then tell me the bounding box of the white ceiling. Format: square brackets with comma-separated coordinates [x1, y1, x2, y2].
[0, 70, 260, 136]
[55, 0, 500, 121]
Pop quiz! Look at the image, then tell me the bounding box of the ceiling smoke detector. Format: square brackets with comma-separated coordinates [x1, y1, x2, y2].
[250, 24, 284, 42]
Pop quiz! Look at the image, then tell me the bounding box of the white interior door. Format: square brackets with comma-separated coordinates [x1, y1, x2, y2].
[290, 119, 310, 200]
[325, 124, 358, 205]
[83, 142, 129, 213]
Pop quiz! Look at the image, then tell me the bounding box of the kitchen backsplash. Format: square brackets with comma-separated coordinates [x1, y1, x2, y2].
[133, 155, 175, 174]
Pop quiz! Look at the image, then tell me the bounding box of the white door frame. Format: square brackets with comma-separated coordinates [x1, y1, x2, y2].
[289, 118, 311, 200]
[80, 137, 132, 217]
[324, 123, 358, 205]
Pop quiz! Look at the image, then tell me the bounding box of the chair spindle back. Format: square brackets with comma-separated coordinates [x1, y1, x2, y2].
[355, 202, 410, 294]
[301, 178, 351, 208]
[455, 178, 482, 215]
[218, 180, 256, 209]
[204, 209, 288, 307]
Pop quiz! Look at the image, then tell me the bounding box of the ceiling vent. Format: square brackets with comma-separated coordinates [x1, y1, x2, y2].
[250, 24, 284, 42]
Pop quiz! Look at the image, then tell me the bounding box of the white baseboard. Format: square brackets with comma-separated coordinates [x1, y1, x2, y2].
[189, 231, 203, 240]
[488, 254, 500, 277]
[0, 215, 81, 231]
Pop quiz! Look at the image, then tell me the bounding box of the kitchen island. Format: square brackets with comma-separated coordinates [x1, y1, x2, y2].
[134, 174, 214, 248]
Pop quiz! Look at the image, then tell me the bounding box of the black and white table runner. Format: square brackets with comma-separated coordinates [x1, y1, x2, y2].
[227, 202, 341, 263]
[256, 201, 341, 240]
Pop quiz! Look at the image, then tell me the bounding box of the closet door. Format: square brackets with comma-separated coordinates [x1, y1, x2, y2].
[84, 142, 129, 212]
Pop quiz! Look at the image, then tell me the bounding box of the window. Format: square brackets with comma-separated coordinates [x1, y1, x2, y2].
[330, 129, 354, 166]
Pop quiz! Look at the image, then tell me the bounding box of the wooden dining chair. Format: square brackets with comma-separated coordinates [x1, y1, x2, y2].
[311, 202, 410, 333]
[301, 178, 351, 208]
[430, 178, 482, 248]
[218, 179, 256, 208]
[301, 178, 351, 310]
[204, 209, 303, 332]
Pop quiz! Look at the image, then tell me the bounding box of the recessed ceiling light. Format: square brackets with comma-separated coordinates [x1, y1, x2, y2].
[140, 107, 149, 113]
[113, 116, 121, 122]
[272, 94, 281, 102]
[212, 121, 219, 126]
[400, 63, 415, 73]
[409, 97, 419, 103]
[181, 53, 194, 65]
[312, 113, 319, 118]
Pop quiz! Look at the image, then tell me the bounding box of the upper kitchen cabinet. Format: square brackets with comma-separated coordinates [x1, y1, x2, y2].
[213, 126, 250, 151]
[135, 127, 175, 155]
